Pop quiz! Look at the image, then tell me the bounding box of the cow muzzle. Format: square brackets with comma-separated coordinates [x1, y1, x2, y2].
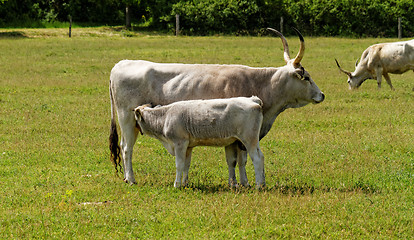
[312, 92, 325, 103]
[348, 79, 361, 90]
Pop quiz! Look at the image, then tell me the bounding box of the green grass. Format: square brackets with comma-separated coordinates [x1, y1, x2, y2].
[0, 28, 413, 238]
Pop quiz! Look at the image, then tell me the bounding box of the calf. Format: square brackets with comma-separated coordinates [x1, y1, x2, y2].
[134, 96, 265, 188]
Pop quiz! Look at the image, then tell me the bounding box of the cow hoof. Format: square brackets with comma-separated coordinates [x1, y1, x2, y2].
[123, 178, 137, 185]
[228, 179, 239, 189]
[256, 184, 266, 190]
[229, 183, 238, 189]
[239, 182, 251, 188]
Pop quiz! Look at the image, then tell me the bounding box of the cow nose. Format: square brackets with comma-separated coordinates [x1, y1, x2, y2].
[313, 92, 325, 103]
[318, 93, 325, 103]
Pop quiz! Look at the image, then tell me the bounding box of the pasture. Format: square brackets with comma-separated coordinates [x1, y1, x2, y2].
[0, 28, 413, 238]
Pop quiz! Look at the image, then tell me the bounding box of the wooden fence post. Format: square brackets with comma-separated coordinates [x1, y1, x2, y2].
[69, 16, 72, 38]
[280, 16, 284, 34]
[126, 6, 131, 30]
[176, 14, 180, 36]
[398, 17, 402, 39]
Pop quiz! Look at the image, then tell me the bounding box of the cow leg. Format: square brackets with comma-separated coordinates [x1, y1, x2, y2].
[225, 143, 238, 188]
[383, 73, 395, 90]
[174, 140, 189, 188]
[182, 147, 193, 187]
[376, 68, 383, 89]
[237, 147, 250, 187]
[247, 143, 266, 189]
[119, 114, 139, 184]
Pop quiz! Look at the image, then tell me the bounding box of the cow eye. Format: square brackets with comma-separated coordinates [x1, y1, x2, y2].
[303, 76, 310, 81]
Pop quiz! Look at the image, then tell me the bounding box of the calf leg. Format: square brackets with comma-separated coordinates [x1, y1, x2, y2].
[225, 144, 238, 188]
[182, 147, 193, 187]
[247, 143, 265, 189]
[174, 140, 189, 188]
[383, 73, 395, 90]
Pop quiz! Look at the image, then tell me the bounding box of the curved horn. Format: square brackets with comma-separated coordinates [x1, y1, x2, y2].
[335, 59, 352, 77]
[267, 27, 290, 63]
[292, 27, 305, 66]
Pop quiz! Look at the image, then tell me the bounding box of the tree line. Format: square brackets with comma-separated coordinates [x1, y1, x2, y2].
[1, 0, 413, 37]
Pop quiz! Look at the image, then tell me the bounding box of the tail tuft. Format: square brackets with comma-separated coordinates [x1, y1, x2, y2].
[109, 118, 122, 174]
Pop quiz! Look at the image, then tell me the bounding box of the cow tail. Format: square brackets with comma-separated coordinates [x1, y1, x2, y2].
[109, 82, 122, 175]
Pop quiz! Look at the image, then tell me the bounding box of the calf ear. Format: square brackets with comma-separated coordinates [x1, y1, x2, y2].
[134, 108, 143, 121]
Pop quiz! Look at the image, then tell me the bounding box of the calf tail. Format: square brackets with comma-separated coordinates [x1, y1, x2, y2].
[109, 82, 122, 174]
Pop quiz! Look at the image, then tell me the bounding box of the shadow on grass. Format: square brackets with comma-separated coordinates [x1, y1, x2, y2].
[178, 181, 381, 195]
[270, 183, 380, 195]
[182, 183, 318, 195]
[181, 183, 231, 193]
[0, 31, 28, 38]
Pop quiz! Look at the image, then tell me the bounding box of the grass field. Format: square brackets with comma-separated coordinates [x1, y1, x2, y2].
[0, 27, 413, 238]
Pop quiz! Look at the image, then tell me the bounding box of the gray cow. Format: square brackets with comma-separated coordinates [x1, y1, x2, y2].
[134, 96, 265, 188]
[109, 28, 325, 186]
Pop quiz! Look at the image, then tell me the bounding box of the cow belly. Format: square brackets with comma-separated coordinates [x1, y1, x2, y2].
[387, 65, 414, 74]
[188, 137, 237, 147]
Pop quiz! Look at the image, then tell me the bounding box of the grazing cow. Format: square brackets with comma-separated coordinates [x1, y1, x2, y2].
[336, 39, 414, 90]
[134, 96, 265, 188]
[109, 28, 325, 186]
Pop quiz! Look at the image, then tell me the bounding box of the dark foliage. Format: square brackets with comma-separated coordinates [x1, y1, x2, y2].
[1, 0, 413, 37]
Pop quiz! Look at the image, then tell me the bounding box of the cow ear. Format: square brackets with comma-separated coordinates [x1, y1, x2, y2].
[292, 68, 304, 80]
[293, 72, 302, 80]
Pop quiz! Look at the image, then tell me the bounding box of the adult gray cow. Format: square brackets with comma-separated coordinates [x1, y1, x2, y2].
[134, 96, 265, 188]
[336, 39, 414, 90]
[109, 28, 325, 186]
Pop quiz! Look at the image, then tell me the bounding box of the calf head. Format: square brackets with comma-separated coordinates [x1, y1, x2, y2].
[133, 103, 153, 135]
[268, 28, 325, 107]
[133, 104, 152, 122]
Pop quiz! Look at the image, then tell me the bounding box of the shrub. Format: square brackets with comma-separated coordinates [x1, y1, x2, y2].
[283, 0, 414, 37]
[167, 0, 414, 37]
[171, 0, 263, 35]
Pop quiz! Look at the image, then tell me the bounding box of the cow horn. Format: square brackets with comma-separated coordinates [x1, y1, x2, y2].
[292, 27, 305, 66]
[267, 27, 291, 63]
[335, 59, 352, 77]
